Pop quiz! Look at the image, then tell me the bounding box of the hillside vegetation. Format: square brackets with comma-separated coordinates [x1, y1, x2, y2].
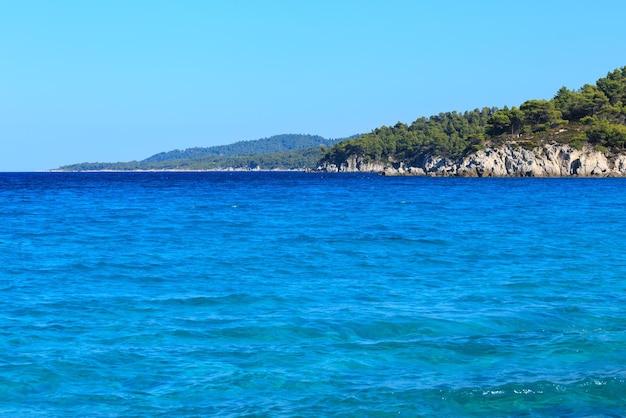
[321, 67, 626, 167]
[59, 134, 347, 171]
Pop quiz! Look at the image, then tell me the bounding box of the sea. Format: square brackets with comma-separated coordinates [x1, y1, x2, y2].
[1, 171, 625, 417]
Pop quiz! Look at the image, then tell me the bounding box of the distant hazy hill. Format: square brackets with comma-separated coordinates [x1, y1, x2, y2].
[143, 134, 334, 162]
[58, 134, 356, 171]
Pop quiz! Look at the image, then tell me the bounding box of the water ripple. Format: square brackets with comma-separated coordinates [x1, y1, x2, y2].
[1, 173, 626, 415]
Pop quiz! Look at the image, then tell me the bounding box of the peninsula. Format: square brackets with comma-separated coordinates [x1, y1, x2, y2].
[58, 67, 626, 176]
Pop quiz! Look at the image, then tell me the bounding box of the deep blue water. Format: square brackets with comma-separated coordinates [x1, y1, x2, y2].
[1, 172, 626, 416]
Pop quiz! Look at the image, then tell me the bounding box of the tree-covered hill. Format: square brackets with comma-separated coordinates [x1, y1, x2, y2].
[58, 134, 352, 171]
[142, 134, 335, 163]
[321, 67, 626, 168]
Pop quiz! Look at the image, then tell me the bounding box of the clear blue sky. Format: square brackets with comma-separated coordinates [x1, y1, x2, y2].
[2, 0, 625, 171]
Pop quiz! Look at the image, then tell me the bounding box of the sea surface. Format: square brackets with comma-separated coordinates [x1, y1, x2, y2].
[1, 172, 625, 417]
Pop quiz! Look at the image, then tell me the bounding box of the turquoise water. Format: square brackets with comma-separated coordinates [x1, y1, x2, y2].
[1, 172, 626, 416]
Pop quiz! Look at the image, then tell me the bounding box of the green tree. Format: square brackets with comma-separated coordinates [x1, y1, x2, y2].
[597, 68, 626, 105]
[519, 99, 564, 131]
[586, 118, 626, 148]
[486, 110, 511, 136]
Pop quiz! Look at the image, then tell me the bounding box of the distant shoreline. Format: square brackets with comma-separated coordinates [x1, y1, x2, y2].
[47, 168, 310, 173]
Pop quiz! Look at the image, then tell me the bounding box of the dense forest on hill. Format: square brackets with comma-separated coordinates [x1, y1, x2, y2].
[143, 134, 334, 163]
[59, 134, 348, 171]
[321, 67, 626, 167]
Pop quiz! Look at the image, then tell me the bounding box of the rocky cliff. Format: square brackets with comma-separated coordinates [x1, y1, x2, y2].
[319, 144, 626, 177]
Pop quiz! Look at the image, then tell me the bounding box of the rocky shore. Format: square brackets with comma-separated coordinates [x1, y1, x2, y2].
[319, 144, 626, 177]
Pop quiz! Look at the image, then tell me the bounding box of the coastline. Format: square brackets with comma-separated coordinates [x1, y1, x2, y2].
[319, 143, 626, 177]
[48, 168, 310, 173]
[46, 143, 626, 177]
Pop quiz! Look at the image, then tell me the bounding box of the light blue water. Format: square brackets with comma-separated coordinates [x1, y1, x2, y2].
[1, 172, 625, 416]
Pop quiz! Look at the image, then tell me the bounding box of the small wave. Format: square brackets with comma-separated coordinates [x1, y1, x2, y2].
[151, 293, 267, 308]
[430, 376, 626, 416]
[153, 295, 227, 308]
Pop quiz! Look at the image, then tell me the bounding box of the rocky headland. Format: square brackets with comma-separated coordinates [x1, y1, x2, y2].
[319, 144, 626, 177]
